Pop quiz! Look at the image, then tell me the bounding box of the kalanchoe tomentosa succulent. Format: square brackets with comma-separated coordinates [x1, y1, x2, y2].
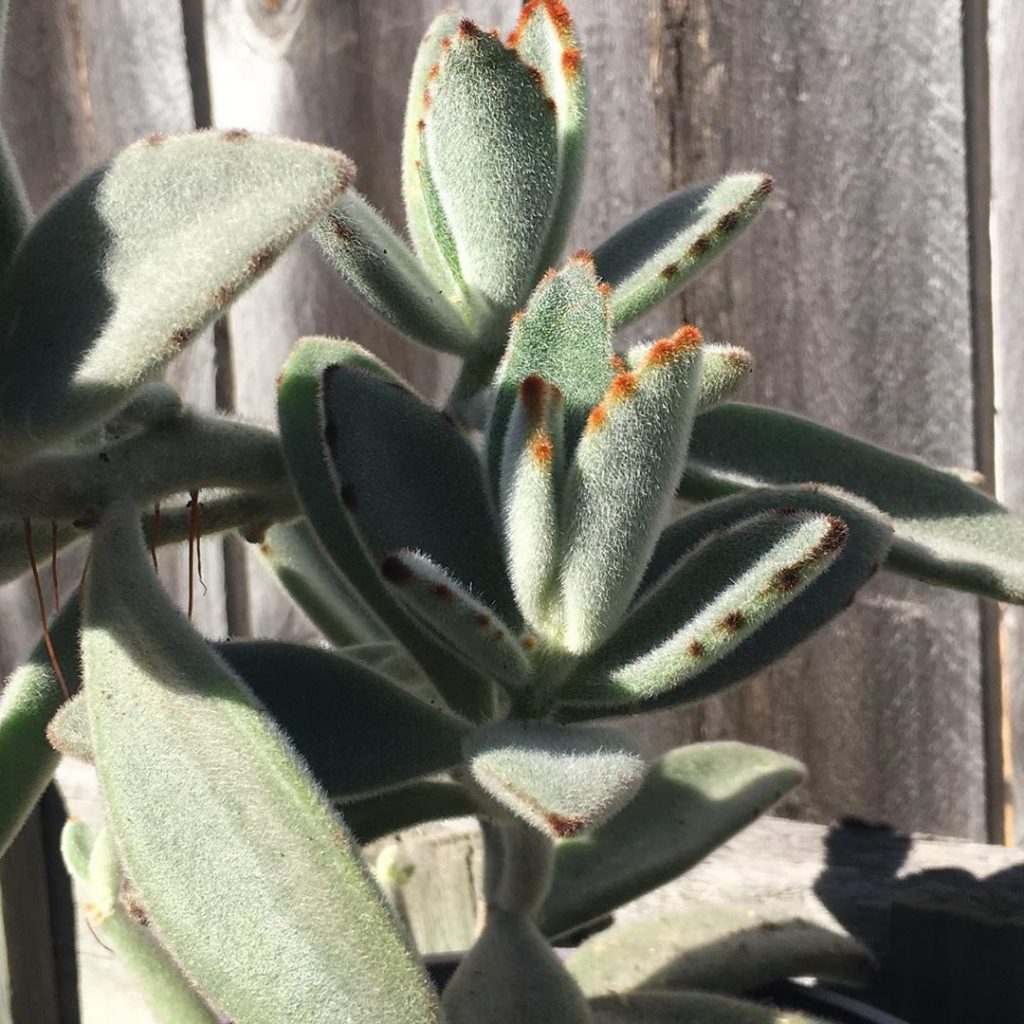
[2, 2, 1024, 1024]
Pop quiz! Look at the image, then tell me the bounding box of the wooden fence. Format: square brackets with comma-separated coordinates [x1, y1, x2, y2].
[0, 0, 1021, 1019]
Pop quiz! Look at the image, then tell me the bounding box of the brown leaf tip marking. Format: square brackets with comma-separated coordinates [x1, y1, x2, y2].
[569, 248, 595, 268]
[143, 132, 166, 146]
[645, 325, 703, 367]
[754, 174, 775, 199]
[432, 582, 454, 600]
[222, 128, 251, 142]
[586, 403, 607, 434]
[510, 0, 574, 47]
[340, 482, 358, 510]
[721, 610, 746, 633]
[609, 354, 628, 374]
[529, 429, 554, 467]
[381, 556, 413, 585]
[725, 348, 753, 370]
[609, 372, 638, 400]
[170, 328, 191, 350]
[546, 95, 557, 114]
[540, 266, 559, 285]
[688, 639, 706, 659]
[519, 373, 548, 421]
[546, 811, 585, 838]
[562, 48, 582, 77]
[597, 280, 613, 299]
[819, 515, 850, 554]
[457, 18, 482, 39]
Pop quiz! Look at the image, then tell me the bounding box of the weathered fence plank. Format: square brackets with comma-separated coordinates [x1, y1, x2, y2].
[990, 0, 1024, 844]
[651, 0, 988, 840]
[0, 1, 223, 1020]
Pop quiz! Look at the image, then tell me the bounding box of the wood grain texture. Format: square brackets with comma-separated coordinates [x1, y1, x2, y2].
[648, 0, 987, 839]
[990, 0, 1024, 844]
[0, 3, 221, 1021]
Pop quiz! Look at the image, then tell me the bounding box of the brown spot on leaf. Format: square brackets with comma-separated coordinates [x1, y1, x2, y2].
[519, 374, 548, 421]
[570, 248, 594, 266]
[143, 132, 166, 146]
[609, 355, 628, 374]
[562, 48, 582, 76]
[586, 404, 607, 434]
[597, 280, 612, 299]
[213, 285, 234, 307]
[476, 612, 492, 627]
[689, 235, 712, 257]
[688, 639, 706, 659]
[440, 35, 452, 52]
[432, 583, 454, 600]
[457, 18, 482, 38]
[717, 210, 741, 233]
[223, 128, 250, 142]
[528, 429, 554, 467]
[525, 65, 545, 91]
[170, 328, 190, 350]
[609, 372, 638, 401]
[248, 248, 275, 276]
[522, 635, 537, 651]
[546, 811, 585, 838]
[659, 263, 679, 280]
[819, 516, 850, 554]
[540, 266, 558, 284]
[331, 216, 353, 241]
[721, 610, 746, 633]
[754, 174, 775, 199]
[770, 565, 803, 593]
[546, 96, 557, 114]
[381, 556, 413, 584]
[645, 325, 703, 367]
[427, 63, 440, 81]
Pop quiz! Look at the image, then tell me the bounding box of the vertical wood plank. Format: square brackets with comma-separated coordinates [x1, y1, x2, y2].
[651, 0, 987, 839]
[990, 0, 1024, 844]
[0, 2, 216, 1020]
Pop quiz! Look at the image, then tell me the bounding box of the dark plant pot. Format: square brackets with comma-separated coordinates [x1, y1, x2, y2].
[423, 955, 912, 1024]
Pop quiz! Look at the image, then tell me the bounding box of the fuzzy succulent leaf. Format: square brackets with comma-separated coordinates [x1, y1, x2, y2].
[0, 131, 353, 462]
[560, 509, 849, 709]
[0, 594, 82, 856]
[568, 905, 874, 997]
[83, 501, 439, 1024]
[278, 337, 498, 723]
[443, 907, 591, 1024]
[593, 174, 773, 330]
[257, 518, 389, 648]
[338, 641, 437, 702]
[464, 720, 646, 839]
[323, 358, 517, 626]
[381, 550, 530, 691]
[60, 822, 222, 1024]
[423, 20, 559, 310]
[402, 9, 466, 298]
[487, 256, 613, 496]
[508, 0, 589, 272]
[559, 485, 894, 719]
[683, 402, 1024, 603]
[538, 742, 805, 939]
[560, 328, 704, 652]
[589, 991, 830, 1024]
[500, 374, 565, 631]
[213, 640, 467, 799]
[341, 780, 478, 845]
[101, 380, 183, 439]
[313, 191, 476, 356]
[696, 345, 754, 411]
[47, 690, 92, 762]
[0, 412, 285, 520]
[60, 817, 95, 885]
